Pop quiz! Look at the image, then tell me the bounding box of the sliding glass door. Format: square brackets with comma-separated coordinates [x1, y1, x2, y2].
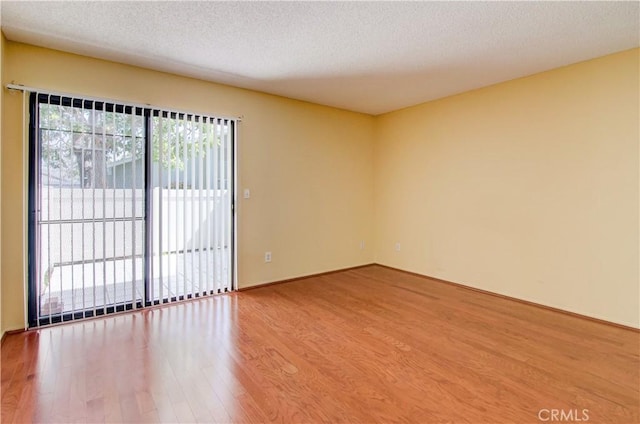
[148, 113, 233, 304]
[28, 93, 235, 327]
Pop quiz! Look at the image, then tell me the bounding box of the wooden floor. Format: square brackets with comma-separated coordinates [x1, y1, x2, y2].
[2, 265, 638, 423]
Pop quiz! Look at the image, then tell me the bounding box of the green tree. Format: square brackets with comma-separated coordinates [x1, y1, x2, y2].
[39, 104, 221, 188]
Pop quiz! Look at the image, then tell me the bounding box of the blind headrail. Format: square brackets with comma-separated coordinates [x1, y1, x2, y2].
[6, 83, 243, 122]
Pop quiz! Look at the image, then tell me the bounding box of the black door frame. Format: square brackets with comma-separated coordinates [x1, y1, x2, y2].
[27, 93, 236, 328]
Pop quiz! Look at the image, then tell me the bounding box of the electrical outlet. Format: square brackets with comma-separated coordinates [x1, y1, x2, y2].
[395, 242, 401, 252]
[265, 252, 272, 263]
[359, 240, 365, 250]
[243, 189, 250, 199]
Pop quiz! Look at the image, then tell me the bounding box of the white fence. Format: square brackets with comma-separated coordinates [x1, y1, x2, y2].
[151, 187, 230, 254]
[40, 188, 229, 262]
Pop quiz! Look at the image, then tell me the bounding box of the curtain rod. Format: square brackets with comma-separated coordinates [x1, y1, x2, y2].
[6, 83, 243, 122]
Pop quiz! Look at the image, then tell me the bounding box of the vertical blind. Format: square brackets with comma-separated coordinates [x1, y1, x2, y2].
[149, 112, 234, 304]
[28, 90, 235, 327]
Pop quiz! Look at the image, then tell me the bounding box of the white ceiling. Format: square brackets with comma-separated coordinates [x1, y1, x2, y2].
[1, 1, 638, 115]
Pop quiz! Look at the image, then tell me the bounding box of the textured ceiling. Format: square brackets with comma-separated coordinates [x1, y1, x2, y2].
[1, 1, 638, 115]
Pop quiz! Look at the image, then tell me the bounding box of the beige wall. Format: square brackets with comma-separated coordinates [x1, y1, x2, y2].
[374, 49, 639, 328]
[0, 31, 4, 336]
[1, 41, 638, 332]
[1, 41, 375, 331]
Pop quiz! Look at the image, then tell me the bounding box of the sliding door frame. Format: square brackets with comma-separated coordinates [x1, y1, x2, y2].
[27, 93, 237, 328]
[27, 92, 38, 327]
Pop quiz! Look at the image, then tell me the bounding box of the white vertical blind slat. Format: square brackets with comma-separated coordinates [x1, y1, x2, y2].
[121, 108, 128, 310]
[112, 109, 118, 309]
[80, 100, 87, 318]
[212, 118, 220, 294]
[182, 113, 189, 301]
[69, 98, 76, 319]
[174, 117, 180, 301]
[190, 117, 196, 297]
[130, 111, 138, 308]
[46, 94, 52, 325]
[217, 120, 224, 292]
[158, 114, 164, 304]
[58, 103, 63, 317]
[102, 107, 108, 315]
[166, 116, 173, 303]
[198, 117, 204, 296]
[205, 118, 213, 295]
[91, 102, 98, 317]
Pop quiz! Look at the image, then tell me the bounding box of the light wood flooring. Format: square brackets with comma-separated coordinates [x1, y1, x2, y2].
[2, 265, 638, 423]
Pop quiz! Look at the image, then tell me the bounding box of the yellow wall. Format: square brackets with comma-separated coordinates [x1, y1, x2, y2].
[2, 41, 638, 332]
[1, 41, 375, 331]
[0, 32, 4, 336]
[374, 49, 640, 328]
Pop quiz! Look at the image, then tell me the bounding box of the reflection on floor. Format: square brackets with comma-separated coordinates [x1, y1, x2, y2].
[2, 265, 638, 423]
